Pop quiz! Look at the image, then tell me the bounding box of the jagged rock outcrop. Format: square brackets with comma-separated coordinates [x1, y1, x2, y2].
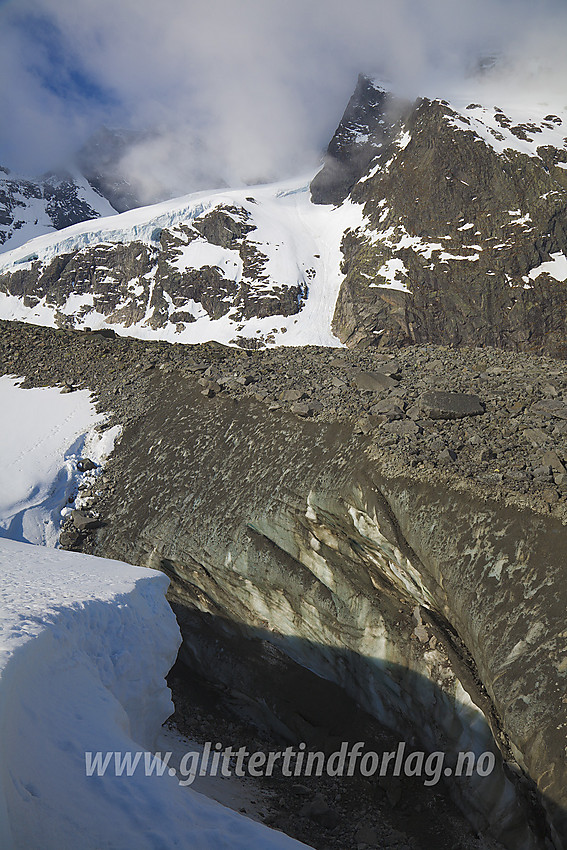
[310, 75, 409, 205]
[313, 78, 567, 357]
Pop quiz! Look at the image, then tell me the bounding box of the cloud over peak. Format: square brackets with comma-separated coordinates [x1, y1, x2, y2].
[1, 0, 565, 202]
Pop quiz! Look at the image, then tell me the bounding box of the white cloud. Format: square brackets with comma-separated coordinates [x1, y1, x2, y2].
[1, 0, 566, 199]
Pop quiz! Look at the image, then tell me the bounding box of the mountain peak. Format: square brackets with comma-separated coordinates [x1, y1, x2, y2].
[310, 76, 409, 205]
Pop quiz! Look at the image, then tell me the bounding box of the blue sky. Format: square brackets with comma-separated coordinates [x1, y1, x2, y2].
[22, 13, 117, 107]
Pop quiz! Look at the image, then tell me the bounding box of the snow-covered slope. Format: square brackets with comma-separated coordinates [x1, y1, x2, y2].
[0, 377, 119, 547]
[0, 167, 118, 252]
[1, 76, 566, 354]
[0, 539, 306, 849]
[0, 175, 362, 348]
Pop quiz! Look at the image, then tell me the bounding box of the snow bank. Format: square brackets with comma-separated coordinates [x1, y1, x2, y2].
[528, 251, 567, 282]
[0, 539, 305, 849]
[0, 377, 119, 547]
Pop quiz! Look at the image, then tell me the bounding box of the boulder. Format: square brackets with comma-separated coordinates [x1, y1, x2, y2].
[531, 399, 567, 420]
[382, 420, 421, 436]
[282, 389, 307, 402]
[77, 458, 97, 472]
[58, 529, 83, 548]
[70, 510, 102, 531]
[291, 402, 313, 417]
[353, 371, 398, 391]
[419, 391, 484, 419]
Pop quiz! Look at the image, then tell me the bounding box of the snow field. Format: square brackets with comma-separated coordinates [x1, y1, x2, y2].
[0, 377, 120, 547]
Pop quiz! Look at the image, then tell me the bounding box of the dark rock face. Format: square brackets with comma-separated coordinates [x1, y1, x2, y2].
[311, 78, 567, 358]
[41, 174, 103, 230]
[310, 75, 409, 205]
[0, 169, 114, 247]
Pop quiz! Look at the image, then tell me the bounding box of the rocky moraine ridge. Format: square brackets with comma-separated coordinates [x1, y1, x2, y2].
[3, 320, 567, 520]
[1, 320, 567, 850]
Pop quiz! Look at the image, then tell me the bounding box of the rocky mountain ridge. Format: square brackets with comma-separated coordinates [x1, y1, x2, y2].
[0, 166, 118, 252]
[321, 78, 567, 355]
[1, 76, 566, 355]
